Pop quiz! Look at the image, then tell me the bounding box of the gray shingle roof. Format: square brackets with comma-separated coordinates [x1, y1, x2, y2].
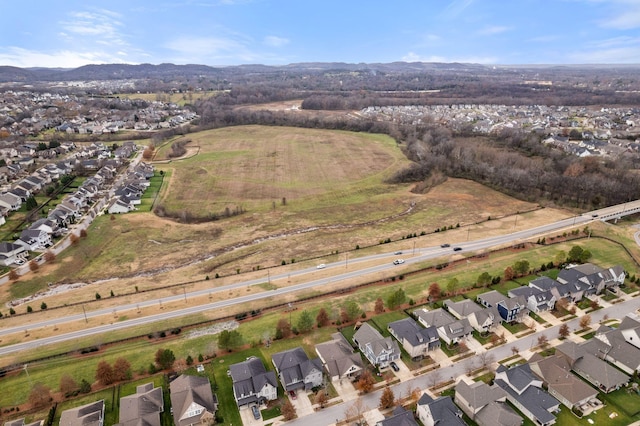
[388, 317, 439, 348]
[315, 333, 363, 378]
[418, 395, 466, 426]
[413, 308, 455, 327]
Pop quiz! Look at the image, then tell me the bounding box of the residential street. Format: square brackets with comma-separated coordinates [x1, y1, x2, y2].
[282, 292, 640, 426]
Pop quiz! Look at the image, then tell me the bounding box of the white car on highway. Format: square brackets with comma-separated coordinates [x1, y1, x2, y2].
[393, 259, 405, 265]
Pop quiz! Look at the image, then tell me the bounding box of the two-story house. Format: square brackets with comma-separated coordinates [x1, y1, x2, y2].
[315, 333, 364, 382]
[477, 290, 528, 323]
[353, 322, 400, 369]
[388, 317, 440, 361]
[272, 347, 323, 394]
[229, 357, 278, 407]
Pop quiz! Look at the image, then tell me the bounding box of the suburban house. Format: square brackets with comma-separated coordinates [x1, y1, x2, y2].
[169, 375, 218, 426]
[0, 192, 22, 211]
[116, 383, 164, 426]
[315, 332, 364, 381]
[271, 347, 324, 393]
[556, 263, 623, 296]
[494, 364, 559, 426]
[557, 263, 625, 294]
[584, 314, 640, 374]
[413, 308, 473, 345]
[528, 276, 580, 303]
[508, 287, 556, 313]
[16, 229, 51, 251]
[476, 290, 528, 323]
[0, 242, 28, 266]
[229, 356, 278, 406]
[375, 406, 419, 426]
[528, 354, 600, 411]
[107, 197, 135, 214]
[352, 322, 400, 369]
[454, 380, 522, 426]
[387, 317, 440, 360]
[29, 218, 59, 236]
[416, 393, 466, 426]
[59, 400, 105, 426]
[444, 299, 499, 333]
[555, 341, 628, 393]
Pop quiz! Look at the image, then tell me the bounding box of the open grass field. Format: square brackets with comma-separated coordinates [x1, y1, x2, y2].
[0, 126, 553, 301]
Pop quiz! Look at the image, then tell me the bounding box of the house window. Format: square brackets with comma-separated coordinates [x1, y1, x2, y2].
[185, 407, 203, 418]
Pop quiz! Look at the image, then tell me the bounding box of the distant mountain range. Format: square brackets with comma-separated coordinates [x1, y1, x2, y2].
[1, 61, 639, 84]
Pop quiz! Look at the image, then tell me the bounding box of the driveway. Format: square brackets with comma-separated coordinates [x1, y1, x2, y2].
[391, 359, 413, 381]
[332, 379, 359, 402]
[239, 405, 262, 426]
[290, 390, 314, 417]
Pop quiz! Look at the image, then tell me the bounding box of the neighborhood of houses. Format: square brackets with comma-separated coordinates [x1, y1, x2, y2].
[360, 104, 640, 158]
[0, 89, 196, 138]
[0, 139, 155, 268]
[103, 261, 637, 426]
[5, 258, 635, 426]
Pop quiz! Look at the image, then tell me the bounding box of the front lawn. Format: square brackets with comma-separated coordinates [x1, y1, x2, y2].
[211, 348, 266, 426]
[502, 321, 529, 334]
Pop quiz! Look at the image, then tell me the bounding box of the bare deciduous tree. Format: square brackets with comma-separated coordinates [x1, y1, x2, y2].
[379, 386, 396, 409]
[28, 383, 52, 408]
[579, 314, 592, 329]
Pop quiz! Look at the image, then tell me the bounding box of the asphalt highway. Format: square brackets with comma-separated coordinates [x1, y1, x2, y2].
[1, 200, 639, 357]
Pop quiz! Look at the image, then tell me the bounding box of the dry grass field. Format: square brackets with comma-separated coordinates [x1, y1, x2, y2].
[1, 124, 603, 364]
[0, 126, 572, 308]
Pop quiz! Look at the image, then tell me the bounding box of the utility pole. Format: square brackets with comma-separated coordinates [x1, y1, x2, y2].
[183, 286, 187, 302]
[82, 304, 88, 323]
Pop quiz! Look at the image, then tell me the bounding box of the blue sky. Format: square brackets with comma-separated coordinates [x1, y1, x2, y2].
[1, 0, 640, 68]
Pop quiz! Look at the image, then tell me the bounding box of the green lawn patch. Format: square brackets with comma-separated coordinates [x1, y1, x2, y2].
[210, 348, 266, 426]
[261, 404, 281, 420]
[369, 311, 409, 335]
[502, 321, 529, 334]
[601, 386, 640, 417]
[472, 330, 498, 345]
[529, 311, 547, 324]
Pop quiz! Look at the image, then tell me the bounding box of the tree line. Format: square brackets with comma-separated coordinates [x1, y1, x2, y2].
[189, 97, 640, 210]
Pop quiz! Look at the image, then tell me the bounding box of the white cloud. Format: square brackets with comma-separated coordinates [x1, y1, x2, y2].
[528, 35, 559, 43]
[60, 9, 127, 46]
[164, 35, 264, 63]
[441, 0, 475, 18]
[569, 35, 640, 62]
[577, 0, 640, 29]
[263, 36, 289, 48]
[0, 47, 131, 68]
[477, 26, 512, 36]
[402, 51, 498, 64]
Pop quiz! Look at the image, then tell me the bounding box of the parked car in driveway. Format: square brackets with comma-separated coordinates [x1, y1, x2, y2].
[390, 361, 399, 372]
[289, 390, 297, 399]
[251, 405, 260, 420]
